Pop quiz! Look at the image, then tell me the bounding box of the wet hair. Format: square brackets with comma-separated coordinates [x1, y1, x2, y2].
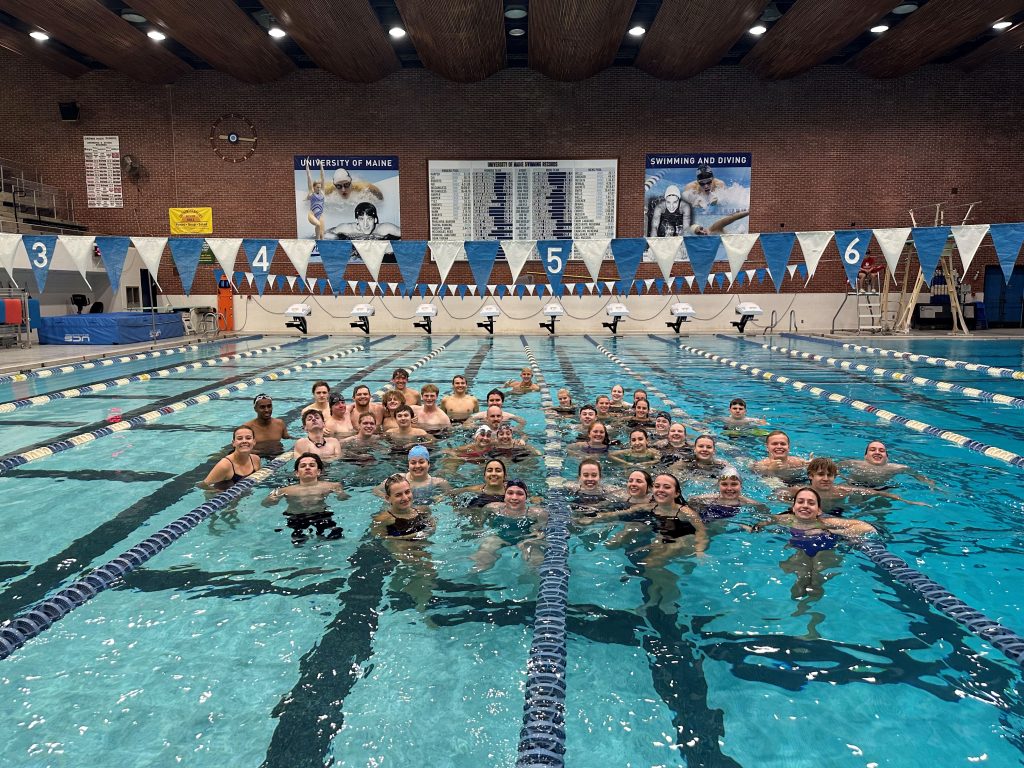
[232, 425, 255, 441]
[790, 486, 823, 511]
[381, 390, 404, 410]
[302, 410, 325, 426]
[579, 404, 597, 416]
[483, 458, 507, 480]
[629, 428, 649, 441]
[421, 383, 439, 395]
[807, 457, 838, 477]
[294, 451, 324, 473]
[730, 397, 747, 408]
[312, 380, 330, 394]
[395, 404, 415, 418]
[765, 430, 789, 445]
[353, 384, 370, 397]
[359, 412, 378, 425]
[452, 374, 467, 384]
[384, 472, 410, 496]
[578, 458, 603, 477]
[694, 434, 716, 448]
[654, 473, 686, 505]
[588, 421, 610, 445]
[392, 367, 410, 380]
[486, 388, 505, 403]
[627, 469, 653, 494]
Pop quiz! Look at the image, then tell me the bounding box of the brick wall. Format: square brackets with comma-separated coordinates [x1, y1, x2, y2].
[1, 47, 1020, 297]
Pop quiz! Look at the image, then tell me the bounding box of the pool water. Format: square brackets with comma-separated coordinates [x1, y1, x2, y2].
[1, 333, 1023, 767]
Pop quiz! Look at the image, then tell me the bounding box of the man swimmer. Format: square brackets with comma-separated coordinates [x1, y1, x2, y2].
[264, 452, 347, 544]
[324, 202, 400, 240]
[385, 404, 434, 446]
[466, 389, 526, 429]
[340, 412, 382, 453]
[325, 393, 355, 439]
[440, 375, 479, 423]
[348, 384, 383, 430]
[724, 397, 767, 428]
[302, 381, 333, 420]
[505, 367, 540, 393]
[752, 430, 809, 482]
[780, 457, 930, 512]
[681, 165, 726, 210]
[294, 410, 342, 461]
[415, 384, 452, 432]
[838, 441, 935, 489]
[242, 394, 291, 457]
[390, 367, 421, 406]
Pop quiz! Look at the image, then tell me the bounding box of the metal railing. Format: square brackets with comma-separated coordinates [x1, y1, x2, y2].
[0, 159, 79, 229]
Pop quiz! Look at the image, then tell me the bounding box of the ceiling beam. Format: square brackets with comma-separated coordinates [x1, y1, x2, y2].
[853, 0, 1024, 79]
[0, 0, 190, 84]
[529, 0, 634, 81]
[126, 0, 295, 84]
[260, 0, 399, 83]
[0, 23, 90, 78]
[957, 21, 1024, 71]
[637, 0, 769, 80]
[743, 0, 894, 80]
[395, 0, 505, 82]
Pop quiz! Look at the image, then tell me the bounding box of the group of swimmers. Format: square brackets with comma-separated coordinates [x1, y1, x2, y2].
[200, 365, 933, 604]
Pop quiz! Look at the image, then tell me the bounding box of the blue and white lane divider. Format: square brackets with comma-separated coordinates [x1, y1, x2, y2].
[782, 333, 1024, 381]
[721, 335, 1024, 409]
[517, 337, 571, 768]
[0, 340, 378, 476]
[0, 452, 292, 661]
[856, 541, 1024, 667]
[0, 334, 264, 385]
[583, 335, 706, 436]
[654, 336, 1024, 469]
[0, 336, 317, 414]
[370, 335, 459, 399]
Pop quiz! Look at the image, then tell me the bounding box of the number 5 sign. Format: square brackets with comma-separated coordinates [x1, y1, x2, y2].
[537, 240, 570, 297]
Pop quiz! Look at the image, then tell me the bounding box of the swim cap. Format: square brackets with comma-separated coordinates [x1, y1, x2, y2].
[408, 445, 430, 461]
[719, 465, 741, 480]
[656, 411, 671, 420]
[475, 426, 493, 438]
[664, 185, 681, 199]
[253, 393, 271, 405]
[696, 164, 714, 181]
[506, 479, 528, 493]
[333, 168, 352, 186]
[329, 393, 344, 405]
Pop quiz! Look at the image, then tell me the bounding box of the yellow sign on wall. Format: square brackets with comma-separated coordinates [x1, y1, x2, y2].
[169, 207, 213, 235]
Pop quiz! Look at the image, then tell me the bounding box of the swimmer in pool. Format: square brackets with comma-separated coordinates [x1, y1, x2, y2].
[374, 445, 452, 502]
[325, 393, 355, 439]
[348, 384, 383, 430]
[605, 472, 707, 564]
[778, 457, 930, 513]
[608, 384, 628, 411]
[671, 434, 726, 479]
[609, 428, 661, 467]
[474, 479, 547, 572]
[379, 389, 407, 432]
[568, 421, 611, 456]
[264, 452, 347, 544]
[453, 458, 509, 508]
[655, 422, 692, 464]
[294, 410, 342, 461]
[489, 421, 540, 461]
[390, 367, 421, 406]
[838, 440, 935, 489]
[465, 389, 526, 430]
[340, 412, 383, 454]
[577, 470, 655, 527]
[652, 411, 672, 442]
[201, 425, 262, 490]
[549, 388, 576, 417]
[723, 397, 767, 429]
[688, 468, 769, 523]
[625, 398, 654, 429]
[439, 375, 479, 423]
[372, 473, 436, 613]
[385, 404, 434, 447]
[568, 458, 619, 513]
[301, 380, 333, 420]
[751, 430, 810, 483]
[574, 404, 600, 440]
[415, 384, 452, 433]
[442, 425, 495, 469]
[505, 367, 540, 394]
[242, 394, 291, 457]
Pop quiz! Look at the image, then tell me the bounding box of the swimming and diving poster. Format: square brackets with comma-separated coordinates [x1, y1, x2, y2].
[644, 153, 752, 250]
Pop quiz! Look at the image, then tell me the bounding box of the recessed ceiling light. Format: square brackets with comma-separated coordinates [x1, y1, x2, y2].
[509, 27, 526, 37]
[120, 10, 147, 23]
[268, 26, 286, 38]
[29, 31, 49, 41]
[147, 30, 166, 41]
[993, 20, 1013, 30]
[505, 5, 527, 20]
[870, 25, 889, 34]
[749, 25, 767, 36]
[628, 25, 646, 37]
[893, 3, 918, 13]
[389, 26, 406, 39]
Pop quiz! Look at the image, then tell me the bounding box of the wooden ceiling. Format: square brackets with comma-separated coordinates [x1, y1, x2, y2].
[0, 0, 1019, 84]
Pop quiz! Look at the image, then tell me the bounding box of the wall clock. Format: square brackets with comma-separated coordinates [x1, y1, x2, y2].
[209, 114, 258, 163]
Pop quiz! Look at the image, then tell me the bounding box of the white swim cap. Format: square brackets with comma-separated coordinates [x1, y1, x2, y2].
[333, 168, 352, 186]
[664, 185, 681, 199]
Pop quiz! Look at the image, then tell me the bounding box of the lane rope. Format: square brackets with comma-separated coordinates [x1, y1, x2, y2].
[721, 335, 1024, 408]
[516, 337, 571, 768]
[0, 337, 318, 414]
[0, 334, 264, 385]
[0, 340, 383, 476]
[658, 336, 1024, 470]
[782, 333, 1024, 381]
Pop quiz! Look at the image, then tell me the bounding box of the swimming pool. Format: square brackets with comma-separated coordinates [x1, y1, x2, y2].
[1, 333, 1023, 767]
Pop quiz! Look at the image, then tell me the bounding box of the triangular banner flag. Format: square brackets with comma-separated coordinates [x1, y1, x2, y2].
[418, 283, 427, 298]
[501, 240, 535, 283]
[759, 232, 797, 292]
[356, 281, 367, 296]
[514, 284, 525, 298]
[279, 239, 316, 282]
[574, 239, 611, 282]
[526, 284, 536, 296]
[610, 238, 646, 294]
[989, 223, 1024, 284]
[353, 241, 390, 281]
[242, 239, 278, 296]
[735, 271, 746, 286]
[206, 238, 243, 284]
[131, 237, 167, 287]
[496, 284, 507, 298]
[646, 237, 681, 282]
[0, 233, 23, 287]
[438, 284, 449, 298]
[833, 229, 874, 290]
[58, 235, 96, 289]
[465, 240, 500, 294]
[94, 236, 130, 291]
[684, 275, 695, 288]
[392, 240, 427, 291]
[286, 275, 297, 290]
[755, 268, 767, 284]
[787, 264, 799, 278]
[910, 227, 950, 283]
[745, 268, 756, 282]
[721, 233, 758, 280]
[22, 235, 57, 294]
[795, 231, 833, 283]
[537, 240, 571, 296]
[950, 224, 989, 276]
[167, 238, 205, 295]
[244, 272, 255, 287]
[428, 241, 464, 284]
[683, 235, 720, 294]
[457, 284, 468, 298]
[318, 241, 353, 295]
[873, 227, 911, 278]
[653, 277, 665, 293]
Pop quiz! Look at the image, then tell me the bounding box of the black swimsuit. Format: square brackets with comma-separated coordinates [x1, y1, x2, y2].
[386, 511, 432, 538]
[624, 505, 697, 541]
[213, 456, 258, 490]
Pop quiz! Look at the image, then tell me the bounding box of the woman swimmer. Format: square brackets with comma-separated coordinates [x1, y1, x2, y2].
[454, 458, 509, 508]
[473, 479, 547, 572]
[567, 421, 611, 456]
[490, 421, 540, 461]
[606, 473, 707, 563]
[374, 445, 452, 502]
[576, 470, 654, 526]
[672, 434, 726, 478]
[373, 474, 436, 541]
[688, 468, 768, 522]
[609, 428, 661, 467]
[655, 422, 692, 464]
[201, 426, 262, 490]
[608, 384, 627, 411]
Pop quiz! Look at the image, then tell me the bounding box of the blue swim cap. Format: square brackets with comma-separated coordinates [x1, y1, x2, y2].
[408, 445, 430, 461]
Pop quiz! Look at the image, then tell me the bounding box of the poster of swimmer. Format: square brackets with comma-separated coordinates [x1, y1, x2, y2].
[644, 153, 751, 249]
[293, 156, 401, 251]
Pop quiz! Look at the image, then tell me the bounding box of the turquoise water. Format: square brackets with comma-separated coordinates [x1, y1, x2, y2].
[1, 334, 1023, 766]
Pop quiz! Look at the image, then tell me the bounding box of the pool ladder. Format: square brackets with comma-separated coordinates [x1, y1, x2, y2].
[763, 309, 797, 336]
